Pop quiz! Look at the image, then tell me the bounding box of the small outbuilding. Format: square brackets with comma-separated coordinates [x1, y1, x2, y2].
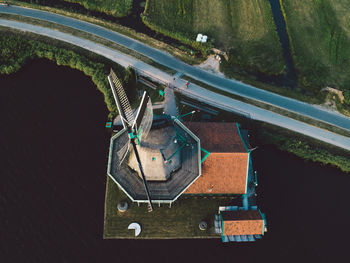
[215, 206, 267, 242]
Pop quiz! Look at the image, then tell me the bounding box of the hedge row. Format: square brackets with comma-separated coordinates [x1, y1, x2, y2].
[0, 32, 137, 118]
[255, 123, 350, 173]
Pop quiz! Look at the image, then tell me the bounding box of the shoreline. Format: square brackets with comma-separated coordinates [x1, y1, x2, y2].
[1, 29, 349, 173]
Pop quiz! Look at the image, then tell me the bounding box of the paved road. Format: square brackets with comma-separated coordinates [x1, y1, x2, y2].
[1, 5, 350, 132]
[1, 18, 350, 151]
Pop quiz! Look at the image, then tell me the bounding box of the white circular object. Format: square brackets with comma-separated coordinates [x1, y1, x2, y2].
[199, 221, 208, 231]
[117, 201, 128, 212]
[128, 222, 141, 237]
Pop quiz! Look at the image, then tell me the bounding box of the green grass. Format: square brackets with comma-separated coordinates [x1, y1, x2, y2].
[143, 0, 285, 75]
[280, 0, 350, 111]
[104, 176, 237, 238]
[146, 85, 165, 103]
[136, 81, 165, 104]
[63, 0, 132, 17]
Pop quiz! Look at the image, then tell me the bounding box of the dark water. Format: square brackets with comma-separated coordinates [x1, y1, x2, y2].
[268, 0, 298, 87]
[1, 60, 350, 263]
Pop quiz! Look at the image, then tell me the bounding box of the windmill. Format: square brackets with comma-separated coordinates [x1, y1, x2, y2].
[108, 69, 154, 212]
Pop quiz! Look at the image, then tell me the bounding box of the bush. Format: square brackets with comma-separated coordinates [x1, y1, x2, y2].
[254, 123, 350, 173]
[64, 0, 133, 17]
[0, 32, 137, 116]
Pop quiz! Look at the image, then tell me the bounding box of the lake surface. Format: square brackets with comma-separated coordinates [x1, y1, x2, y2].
[1, 60, 349, 263]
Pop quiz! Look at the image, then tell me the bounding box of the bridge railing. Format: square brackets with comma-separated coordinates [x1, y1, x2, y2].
[131, 66, 252, 119]
[131, 66, 169, 86]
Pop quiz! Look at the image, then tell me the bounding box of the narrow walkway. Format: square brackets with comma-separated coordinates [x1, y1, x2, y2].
[163, 86, 178, 117]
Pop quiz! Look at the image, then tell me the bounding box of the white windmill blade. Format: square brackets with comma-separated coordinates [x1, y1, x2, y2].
[132, 91, 153, 143]
[107, 69, 134, 166]
[108, 69, 134, 128]
[119, 142, 130, 165]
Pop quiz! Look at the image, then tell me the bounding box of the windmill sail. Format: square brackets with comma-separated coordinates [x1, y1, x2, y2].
[132, 91, 153, 143]
[108, 69, 134, 127]
[115, 128, 130, 166]
[108, 69, 154, 212]
[108, 69, 132, 165]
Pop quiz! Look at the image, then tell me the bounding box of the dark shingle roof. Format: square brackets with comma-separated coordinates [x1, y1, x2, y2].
[184, 122, 247, 153]
[221, 210, 262, 221]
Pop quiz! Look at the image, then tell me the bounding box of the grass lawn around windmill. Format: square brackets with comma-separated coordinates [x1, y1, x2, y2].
[103, 176, 239, 239]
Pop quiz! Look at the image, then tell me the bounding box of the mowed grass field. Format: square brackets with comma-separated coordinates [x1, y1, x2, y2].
[281, 0, 350, 107]
[143, 0, 285, 75]
[64, 0, 133, 17]
[103, 176, 237, 238]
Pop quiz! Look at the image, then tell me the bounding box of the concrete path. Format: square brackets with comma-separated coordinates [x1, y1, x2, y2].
[163, 86, 178, 117]
[1, 18, 350, 151]
[0, 5, 350, 132]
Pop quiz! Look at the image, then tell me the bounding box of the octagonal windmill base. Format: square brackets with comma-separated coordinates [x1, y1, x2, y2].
[128, 126, 181, 181]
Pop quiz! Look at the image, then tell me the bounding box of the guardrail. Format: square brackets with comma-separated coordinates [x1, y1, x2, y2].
[132, 66, 252, 119]
[132, 66, 169, 86]
[177, 88, 252, 119]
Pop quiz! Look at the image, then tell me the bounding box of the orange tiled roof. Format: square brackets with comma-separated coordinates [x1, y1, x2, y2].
[183, 122, 249, 194]
[222, 210, 264, 236]
[184, 152, 248, 194]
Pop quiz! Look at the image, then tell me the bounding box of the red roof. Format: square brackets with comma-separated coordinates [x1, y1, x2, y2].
[184, 122, 249, 194]
[221, 210, 264, 236]
[185, 153, 248, 194]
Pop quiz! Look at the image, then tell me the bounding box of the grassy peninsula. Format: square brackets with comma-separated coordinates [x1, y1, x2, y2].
[142, 0, 285, 76]
[280, 0, 350, 114]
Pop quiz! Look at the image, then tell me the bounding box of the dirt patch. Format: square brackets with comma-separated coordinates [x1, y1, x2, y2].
[316, 87, 345, 113]
[322, 87, 344, 103]
[196, 55, 224, 76]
